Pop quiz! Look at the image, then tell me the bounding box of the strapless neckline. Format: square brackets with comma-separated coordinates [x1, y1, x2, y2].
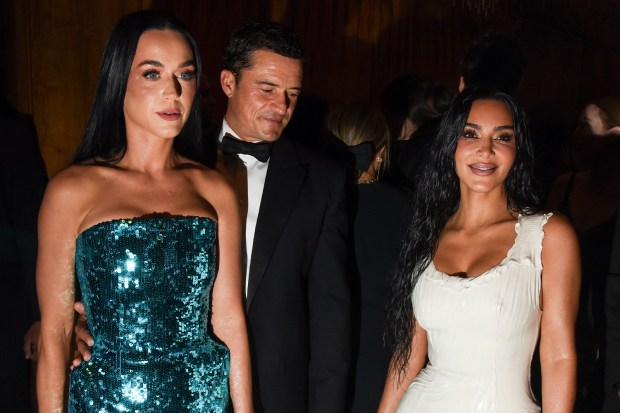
[77, 215, 216, 239]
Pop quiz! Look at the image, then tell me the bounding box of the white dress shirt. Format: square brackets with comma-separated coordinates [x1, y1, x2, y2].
[219, 120, 269, 294]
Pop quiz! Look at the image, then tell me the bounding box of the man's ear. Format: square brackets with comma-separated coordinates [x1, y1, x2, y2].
[458, 76, 465, 92]
[220, 70, 236, 97]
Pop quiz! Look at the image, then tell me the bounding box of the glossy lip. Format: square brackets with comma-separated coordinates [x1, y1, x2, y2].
[469, 163, 498, 176]
[156, 108, 182, 121]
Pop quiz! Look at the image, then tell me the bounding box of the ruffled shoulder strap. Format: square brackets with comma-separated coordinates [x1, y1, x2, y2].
[510, 212, 553, 268]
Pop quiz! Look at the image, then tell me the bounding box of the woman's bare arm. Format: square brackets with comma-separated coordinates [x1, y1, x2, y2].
[378, 320, 428, 413]
[207, 172, 253, 413]
[36, 172, 83, 412]
[539, 214, 580, 412]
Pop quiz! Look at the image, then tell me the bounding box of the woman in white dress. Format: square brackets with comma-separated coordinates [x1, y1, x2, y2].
[378, 88, 580, 413]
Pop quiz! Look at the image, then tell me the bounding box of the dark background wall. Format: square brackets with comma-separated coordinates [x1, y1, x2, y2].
[2, 0, 620, 175]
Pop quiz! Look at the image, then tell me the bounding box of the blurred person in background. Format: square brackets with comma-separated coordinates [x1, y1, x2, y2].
[547, 97, 620, 412]
[0, 96, 47, 413]
[326, 102, 410, 413]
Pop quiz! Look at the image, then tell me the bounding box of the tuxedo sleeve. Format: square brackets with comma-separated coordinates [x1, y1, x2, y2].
[307, 165, 352, 413]
[1, 114, 47, 322]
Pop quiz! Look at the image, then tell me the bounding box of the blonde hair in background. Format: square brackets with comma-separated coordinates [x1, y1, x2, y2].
[326, 101, 391, 177]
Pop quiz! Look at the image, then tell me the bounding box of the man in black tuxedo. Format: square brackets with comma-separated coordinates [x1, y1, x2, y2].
[1, 98, 48, 412]
[214, 22, 351, 413]
[74, 22, 351, 413]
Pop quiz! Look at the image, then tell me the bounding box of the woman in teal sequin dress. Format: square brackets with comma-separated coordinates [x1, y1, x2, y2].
[36, 11, 253, 412]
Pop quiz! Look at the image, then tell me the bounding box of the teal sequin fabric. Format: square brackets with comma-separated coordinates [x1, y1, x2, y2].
[69, 216, 230, 412]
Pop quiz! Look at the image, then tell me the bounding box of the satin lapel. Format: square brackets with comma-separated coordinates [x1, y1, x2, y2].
[246, 137, 308, 309]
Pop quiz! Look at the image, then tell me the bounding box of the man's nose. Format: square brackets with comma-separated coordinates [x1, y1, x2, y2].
[272, 91, 290, 114]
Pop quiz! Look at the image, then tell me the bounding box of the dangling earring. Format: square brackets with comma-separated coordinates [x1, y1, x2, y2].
[374, 156, 383, 179]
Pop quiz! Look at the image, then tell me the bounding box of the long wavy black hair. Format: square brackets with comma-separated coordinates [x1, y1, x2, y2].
[385, 87, 542, 379]
[72, 10, 204, 164]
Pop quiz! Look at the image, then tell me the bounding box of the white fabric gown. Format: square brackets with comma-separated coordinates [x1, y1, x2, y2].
[396, 213, 551, 413]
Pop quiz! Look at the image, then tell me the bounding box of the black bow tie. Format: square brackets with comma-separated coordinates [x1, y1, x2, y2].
[221, 133, 273, 163]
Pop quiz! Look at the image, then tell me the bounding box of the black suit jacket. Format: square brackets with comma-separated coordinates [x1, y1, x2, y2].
[603, 207, 620, 412]
[0, 103, 47, 411]
[0, 107, 47, 324]
[210, 132, 352, 413]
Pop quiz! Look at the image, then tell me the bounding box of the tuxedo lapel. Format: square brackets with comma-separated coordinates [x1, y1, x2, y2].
[246, 137, 308, 309]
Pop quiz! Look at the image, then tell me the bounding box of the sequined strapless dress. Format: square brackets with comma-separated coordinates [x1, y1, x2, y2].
[68, 216, 230, 412]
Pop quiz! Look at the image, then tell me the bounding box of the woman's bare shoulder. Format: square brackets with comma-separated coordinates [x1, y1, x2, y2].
[182, 163, 235, 196]
[544, 212, 574, 233]
[48, 163, 113, 193]
[542, 212, 579, 252]
[43, 164, 115, 217]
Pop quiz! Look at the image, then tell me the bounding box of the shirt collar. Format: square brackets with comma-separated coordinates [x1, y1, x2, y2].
[219, 119, 238, 143]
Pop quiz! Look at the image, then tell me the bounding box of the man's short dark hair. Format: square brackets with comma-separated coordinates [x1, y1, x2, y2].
[223, 21, 304, 79]
[460, 32, 528, 95]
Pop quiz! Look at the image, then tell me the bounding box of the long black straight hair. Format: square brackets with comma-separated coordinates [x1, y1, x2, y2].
[385, 87, 542, 379]
[72, 10, 204, 164]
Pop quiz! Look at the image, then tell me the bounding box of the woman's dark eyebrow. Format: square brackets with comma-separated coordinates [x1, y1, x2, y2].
[136, 59, 195, 68]
[465, 122, 481, 129]
[464, 123, 514, 131]
[137, 59, 163, 67]
[179, 60, 195, 68]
